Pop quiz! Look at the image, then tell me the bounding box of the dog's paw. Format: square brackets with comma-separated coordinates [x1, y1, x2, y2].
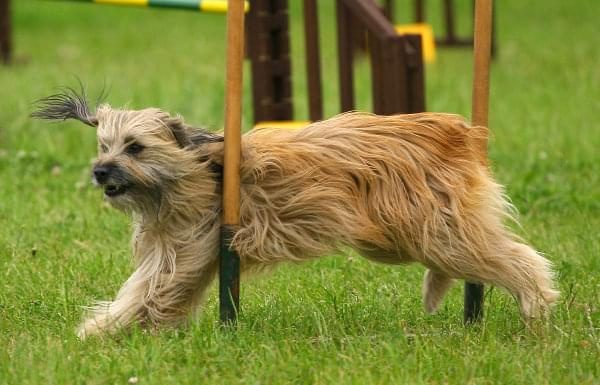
[519, 288, 560, 319]
[76, 315, 118, 339]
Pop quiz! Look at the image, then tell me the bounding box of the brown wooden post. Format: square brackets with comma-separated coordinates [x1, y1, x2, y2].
[383, 0, 394, 23]
[340, 0, 424, 115]
[414, 0, 425, 23]
[336, 0, 355, 112]
[404, 34, 425, 113]
[368, 36, 386, 114]
[465, 0, 493, 324]
[371, 35, 408, 115]
[442, 0, 457, 44]
[389, 36, 409, 114]
[220, 0, 245, 325]
[247, 0, 293, 123]
[0, 0, 11, 64]
[303, 0, 323, 121]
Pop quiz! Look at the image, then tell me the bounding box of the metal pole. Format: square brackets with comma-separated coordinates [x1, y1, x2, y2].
[220, 0, 244, 325]
[465, 0, 493, 324]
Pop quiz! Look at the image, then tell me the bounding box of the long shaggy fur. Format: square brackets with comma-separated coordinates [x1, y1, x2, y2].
[33, 92, 559, 338]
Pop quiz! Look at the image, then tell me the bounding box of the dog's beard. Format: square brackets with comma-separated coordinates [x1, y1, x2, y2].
[92, 172, 162, 215]
[104, 185, 163, 215]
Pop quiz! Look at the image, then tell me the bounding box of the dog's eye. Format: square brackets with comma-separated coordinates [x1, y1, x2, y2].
[126, 142, 145, 155]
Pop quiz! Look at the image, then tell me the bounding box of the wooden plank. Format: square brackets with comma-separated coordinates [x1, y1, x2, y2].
[342, 0, 396, 39]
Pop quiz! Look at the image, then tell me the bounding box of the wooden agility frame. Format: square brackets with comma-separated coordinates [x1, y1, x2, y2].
[384, 0, 496, 56]
[336, 0, 425, 115]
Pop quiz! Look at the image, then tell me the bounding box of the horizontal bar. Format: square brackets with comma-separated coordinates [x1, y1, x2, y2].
[253, 120, 310, 130]
[341, 0, 398, 39]
[52, 0, 249, 13]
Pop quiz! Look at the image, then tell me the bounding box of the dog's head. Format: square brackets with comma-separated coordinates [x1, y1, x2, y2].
[32, 87, 223, 212]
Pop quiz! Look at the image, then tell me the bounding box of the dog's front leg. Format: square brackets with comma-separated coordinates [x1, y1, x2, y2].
[77, 228, 220, 338]
[77, 262, 219, 338]
[76, 268, 153, 339]
[142, 259, 219, 329]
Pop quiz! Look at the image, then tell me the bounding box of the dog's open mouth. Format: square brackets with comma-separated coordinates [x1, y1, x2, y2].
[104, 184, 128, 197]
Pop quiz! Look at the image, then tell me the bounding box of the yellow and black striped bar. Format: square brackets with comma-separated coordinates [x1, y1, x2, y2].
[60, 0, 248, 13]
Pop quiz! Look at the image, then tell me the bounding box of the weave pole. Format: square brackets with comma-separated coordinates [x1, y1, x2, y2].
[464, 0, 493, 324]
[219, 0, 244, 325]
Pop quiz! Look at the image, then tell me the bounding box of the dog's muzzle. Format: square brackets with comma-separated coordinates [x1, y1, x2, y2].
[92, 164, 130, 197]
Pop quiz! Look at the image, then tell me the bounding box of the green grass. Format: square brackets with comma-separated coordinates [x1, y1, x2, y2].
[1, 0, 599, 384]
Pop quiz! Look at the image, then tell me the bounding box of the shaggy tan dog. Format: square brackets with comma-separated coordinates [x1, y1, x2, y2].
[33, 90, 559, 338]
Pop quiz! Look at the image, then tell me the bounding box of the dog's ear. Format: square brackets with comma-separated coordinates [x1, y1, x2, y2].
[31, 85, 100, 128]
[166, 118, 224, 149]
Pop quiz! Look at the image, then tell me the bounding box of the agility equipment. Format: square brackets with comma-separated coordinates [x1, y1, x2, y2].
[249, 0, 426, 129]
[0, 0, 11, 64]
[336, 0, 425, 115]
[52, 0, 248, 13]
[384, 0, 496, 56]
[395, 23, 436, 63]
[219, 0, 244, 324]
[464, 0, 493, 324]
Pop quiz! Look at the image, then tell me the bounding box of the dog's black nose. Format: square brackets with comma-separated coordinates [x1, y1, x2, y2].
[93, 166, 110, 183]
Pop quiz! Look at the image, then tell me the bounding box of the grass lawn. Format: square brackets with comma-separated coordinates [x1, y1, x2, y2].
[1, 0, 599, 383]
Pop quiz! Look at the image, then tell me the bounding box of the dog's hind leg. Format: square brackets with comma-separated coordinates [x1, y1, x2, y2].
[428, 238, 559, 319]
[483, 240, 559, 318]
[422, 269, 455, 314]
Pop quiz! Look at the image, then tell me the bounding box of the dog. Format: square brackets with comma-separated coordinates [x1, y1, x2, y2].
[32, 88, 559, 338]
